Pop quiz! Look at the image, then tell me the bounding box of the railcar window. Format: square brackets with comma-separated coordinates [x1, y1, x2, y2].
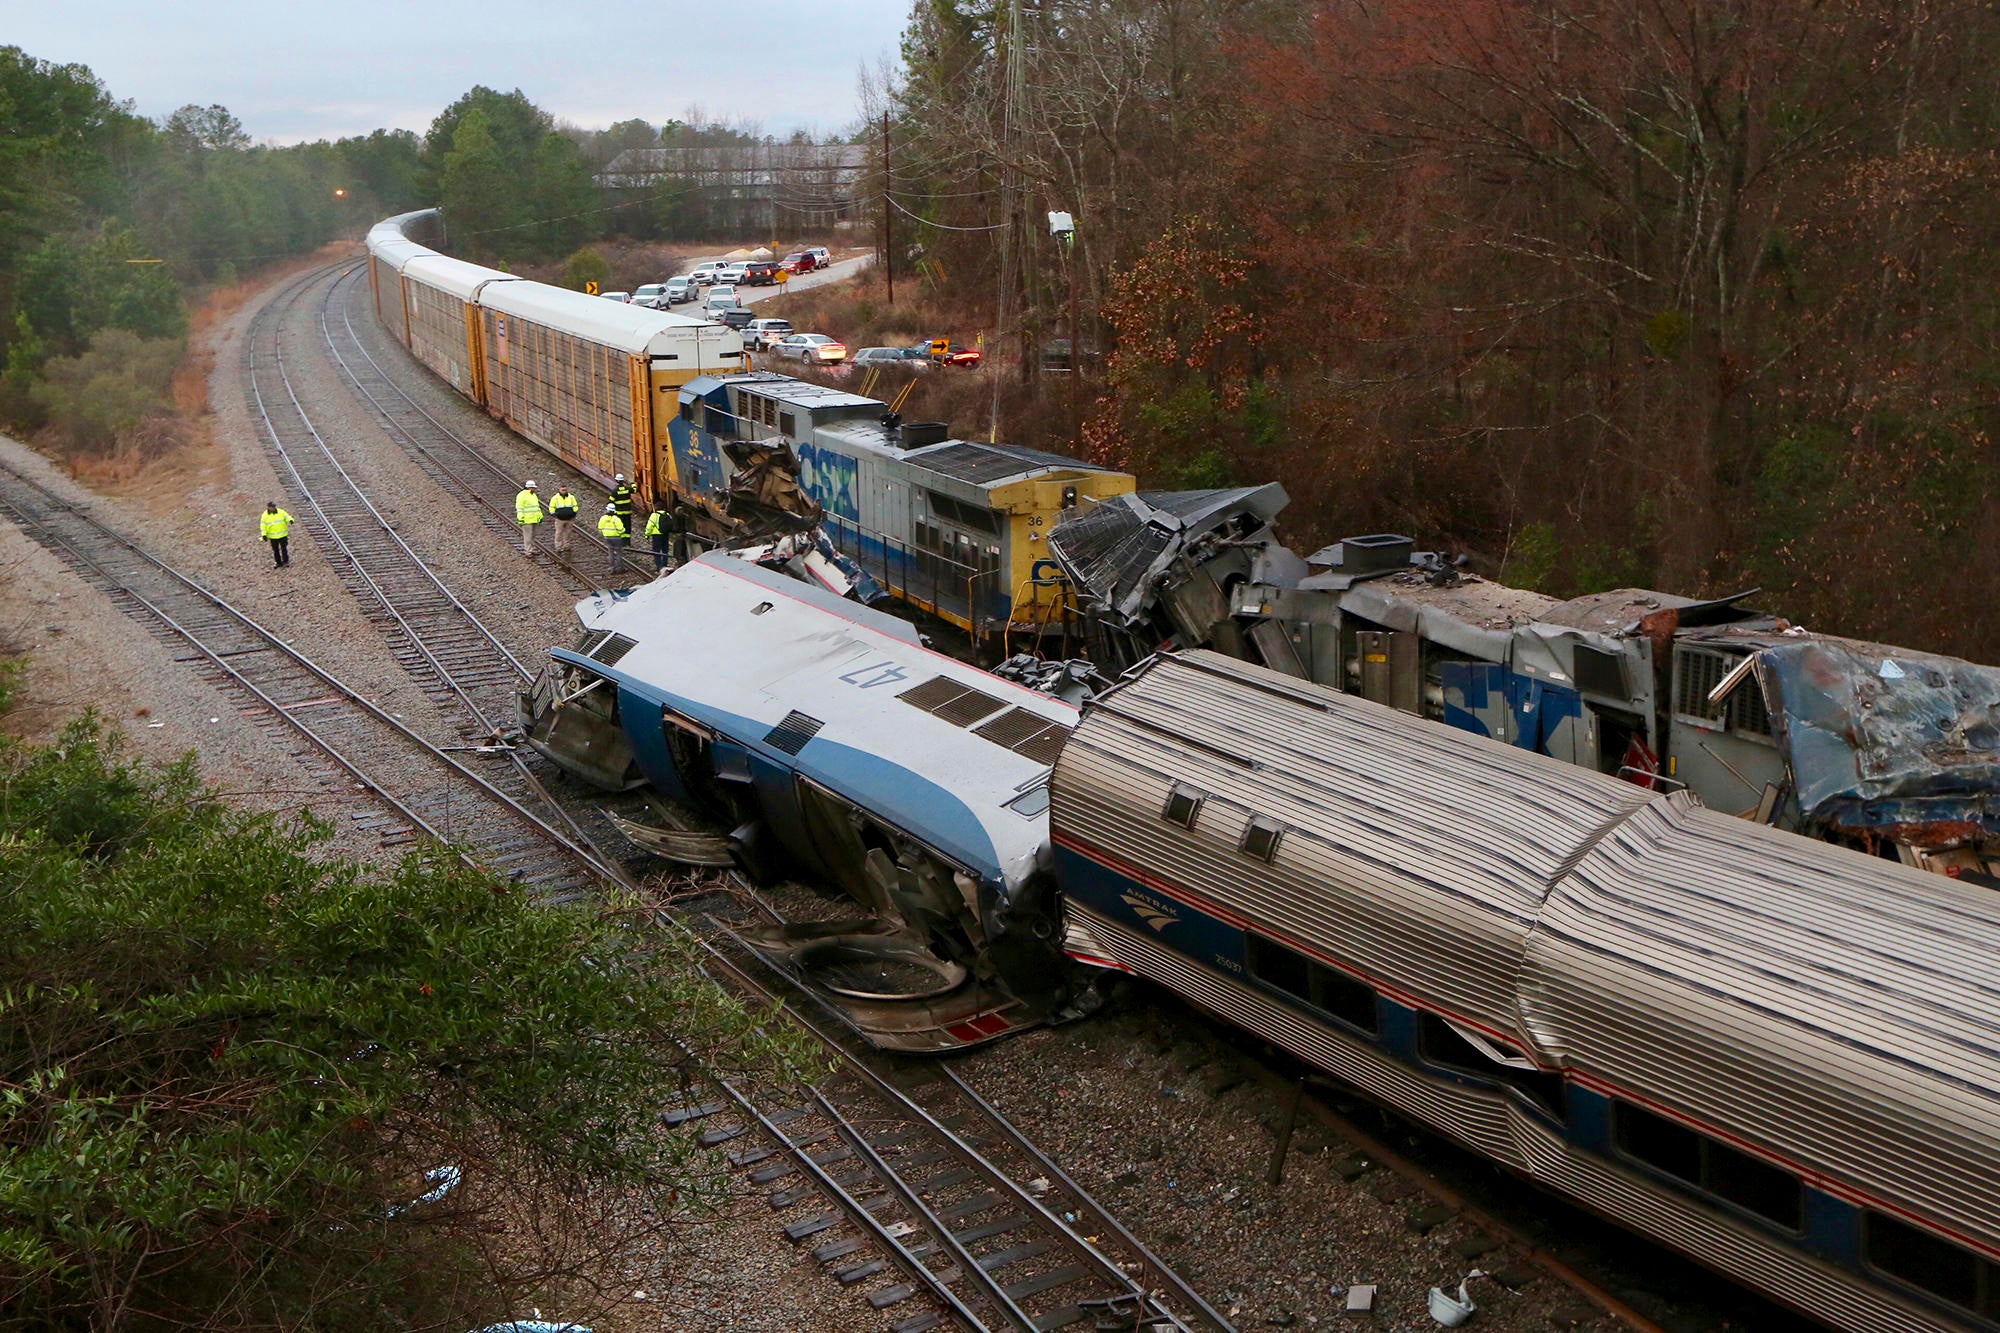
[1244, 933, 1310, 1001]
[1864, 1211, 1993, 1314]
[1612, 1102, 1801, 1230]
[1243, 933, 1378, 1035]
[1240, 817, 1283, 863]
[1162, 783, 1204, 828]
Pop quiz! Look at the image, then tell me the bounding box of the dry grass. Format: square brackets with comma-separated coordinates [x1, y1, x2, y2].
[765, 267, 1096, 453]
[69, 241, 360, 495]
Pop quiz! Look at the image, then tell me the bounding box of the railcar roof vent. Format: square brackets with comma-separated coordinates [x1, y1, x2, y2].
[899, 675, 1009, 728]
[584, 632, 638, 666]
[1339, 533, 1414, 574]
[763, 710, 825, 756]
[973, 708, 1072, 766]
[899, 421, 949, 450]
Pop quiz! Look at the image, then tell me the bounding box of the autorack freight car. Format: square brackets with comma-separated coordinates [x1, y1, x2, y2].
[364, 210, 748, 522]
[1055, 650, 2000, 1333]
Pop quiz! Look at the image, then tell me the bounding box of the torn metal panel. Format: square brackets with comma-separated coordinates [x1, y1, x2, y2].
[1046, 484, 1289, 626]
[721, 438, 824, 534]
[1756, 638, 2000, 846]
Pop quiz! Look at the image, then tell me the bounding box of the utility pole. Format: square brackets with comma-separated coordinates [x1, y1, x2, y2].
[881, 111, 894, 306]
[1067, 241, 1080, 448]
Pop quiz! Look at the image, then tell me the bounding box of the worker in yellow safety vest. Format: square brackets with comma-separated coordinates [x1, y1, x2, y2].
[515, 480, 543, 556]
[610, 473, 635, 536]
[597, 503, 629, 580]
[548, 485, 579, 554]
[259, 501, 295, 568]
[644, 508, 671, 574]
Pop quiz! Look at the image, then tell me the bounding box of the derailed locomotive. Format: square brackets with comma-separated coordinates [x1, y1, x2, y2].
[517, 552, 1088, 1049]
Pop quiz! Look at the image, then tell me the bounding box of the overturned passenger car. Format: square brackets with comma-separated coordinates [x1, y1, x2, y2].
[517, 553, 1089, 1048]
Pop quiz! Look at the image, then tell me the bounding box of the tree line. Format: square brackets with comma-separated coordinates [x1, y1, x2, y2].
[878, 0, 2000, 661]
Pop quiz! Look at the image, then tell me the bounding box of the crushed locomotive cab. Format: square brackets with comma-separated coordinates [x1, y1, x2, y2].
[517, 552, 1095, 1050]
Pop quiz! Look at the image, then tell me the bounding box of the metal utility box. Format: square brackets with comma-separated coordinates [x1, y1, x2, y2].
[1357, 629, 1422, 714]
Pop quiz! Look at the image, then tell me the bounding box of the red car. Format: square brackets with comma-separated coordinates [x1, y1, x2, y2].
[910, 339, 982, 369]
[781, 251, 819, 275]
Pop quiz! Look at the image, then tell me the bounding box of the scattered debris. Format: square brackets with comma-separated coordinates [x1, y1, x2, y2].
[1428, 1270, 1485, 1327]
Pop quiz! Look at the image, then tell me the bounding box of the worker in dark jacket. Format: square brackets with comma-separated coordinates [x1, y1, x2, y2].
[609, 473, 635, 539]
[597, 503, 629, 578]
[259, 502, 295, 567]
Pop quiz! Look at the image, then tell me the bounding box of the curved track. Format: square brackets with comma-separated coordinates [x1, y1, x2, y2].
[243, 264, 626, 887]
[0, 453, 615, 898]
[318, 263, 647, 590]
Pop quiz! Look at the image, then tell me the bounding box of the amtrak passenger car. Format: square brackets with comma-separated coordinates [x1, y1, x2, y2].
[670, 372, 1134, 638]
[1055, 650, 2000, 1333]
[518, 553, 1087, 1044]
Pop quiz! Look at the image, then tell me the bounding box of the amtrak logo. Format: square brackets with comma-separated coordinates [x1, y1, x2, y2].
[1120, 890, 1178, 933]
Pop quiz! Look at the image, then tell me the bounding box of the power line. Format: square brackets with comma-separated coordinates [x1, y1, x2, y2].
[885, 194, 1007, 232]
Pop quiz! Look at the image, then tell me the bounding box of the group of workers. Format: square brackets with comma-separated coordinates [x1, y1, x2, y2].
[513, 472, 684, 577]
[257, 469, 686, 582]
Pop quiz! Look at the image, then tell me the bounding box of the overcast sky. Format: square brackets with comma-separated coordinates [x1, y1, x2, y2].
[9, 0, 908, 142]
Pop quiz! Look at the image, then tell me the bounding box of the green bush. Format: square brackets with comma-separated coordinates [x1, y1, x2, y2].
[0, 716, 814, 1328]
[29, 327, 181, 457]
[561, 244, 613, 292]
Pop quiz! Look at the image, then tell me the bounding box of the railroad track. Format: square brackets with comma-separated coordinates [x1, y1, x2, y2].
[243, 264, 632, 887]
[686, 924, 1234, 1333]
[318, 263, 648, 590]
[0, 455, 613, 900]
[247, 268, 534, 723]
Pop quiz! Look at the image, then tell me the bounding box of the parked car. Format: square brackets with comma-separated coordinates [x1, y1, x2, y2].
[777, 333, 848, 365]
[780, 251, 816, 275]
[664, 276, 698, 304]
[717, 306, 756, 330]
[740, 260, 779, 286]
[713, 262, 751, 285]
[746, 317, 795, 350]
[630, 283, 669, 308]
[909, 338, 982, 368]
[688, 262, 727, 285]
[599, 290, 631, 303]
[1040, 338, 1102, 371]
[806, 246, 832, 268]
[853, 345, 928, 368]
[703, 285, 741, 313]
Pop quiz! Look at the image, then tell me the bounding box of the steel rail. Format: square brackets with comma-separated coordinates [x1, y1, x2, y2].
[322, 263, 648, 584]
[710, 1074, 988, 1333]
[695, 923, 1221, 1333]
[249, 276, 531, 699]
[807, 1085, 1043, 1331]
[0, 456, 619, 885]
[250, 266, 627, 880]
[937, 1063, 1239, 1333]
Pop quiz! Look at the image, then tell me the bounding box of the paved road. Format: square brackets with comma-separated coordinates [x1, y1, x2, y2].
[738, 254, 873, 306]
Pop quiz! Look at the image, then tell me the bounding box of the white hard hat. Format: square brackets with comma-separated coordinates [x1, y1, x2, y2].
[604, 502, 617, 512]
[615, 473, 626, 482]
[524, 480, 537, 488]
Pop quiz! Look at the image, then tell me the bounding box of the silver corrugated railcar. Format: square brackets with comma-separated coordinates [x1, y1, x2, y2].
[1053, 649, 2000, 1333]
